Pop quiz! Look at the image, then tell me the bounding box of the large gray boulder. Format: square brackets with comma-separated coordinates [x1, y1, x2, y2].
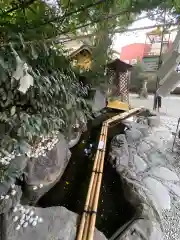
[0, 186, 22, 215]
[109, 119, 180, 239]
[114, 219, 162, 240]
[6, 206, 107, 240]
[68, 114, 87, 148]
[0, 155, 28, 197]
[0, 154, 28, 215]
[23, 133, 71, 204]
[147, 116, 160, 127]
[109, 122, 175, 240]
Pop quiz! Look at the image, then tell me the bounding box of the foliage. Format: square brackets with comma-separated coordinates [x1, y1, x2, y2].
[130, 61, 147, 93]
[0, 0, 92, 181]
[0, 39, 91, 179]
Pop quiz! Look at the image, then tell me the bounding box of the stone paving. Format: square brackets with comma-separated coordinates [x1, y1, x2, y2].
[130, 94, 180, 118]
[130, 94, 180, 240]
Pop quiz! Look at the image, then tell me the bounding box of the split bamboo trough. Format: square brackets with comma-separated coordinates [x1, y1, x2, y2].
[76, 107, 142, 240]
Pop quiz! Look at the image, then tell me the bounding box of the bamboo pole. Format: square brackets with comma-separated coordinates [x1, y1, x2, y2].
[76, 125, 106, 240]
[76, 150, 101, 240]
[106, 108, 142, 125]
[82, 142, 103, 239]
[76, 108, 143, 240]
[87, 124, 108, 240]
[82, 130, 105, 239]
[82, 125, 107, 239]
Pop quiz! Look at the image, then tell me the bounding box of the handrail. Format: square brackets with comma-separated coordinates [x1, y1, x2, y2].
[76, 107, 142, 240]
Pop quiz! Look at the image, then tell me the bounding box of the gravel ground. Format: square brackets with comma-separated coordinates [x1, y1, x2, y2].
[130, 94, 180, 240]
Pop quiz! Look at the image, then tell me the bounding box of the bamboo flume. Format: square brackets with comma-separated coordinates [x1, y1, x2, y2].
[76, 107, 142, 240]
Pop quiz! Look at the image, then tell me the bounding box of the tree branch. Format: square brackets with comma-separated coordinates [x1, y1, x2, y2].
[0, 0, 37, 17]
[60, 10, 178, 36]
[59, 10, 133, 35]
[27, 0, 110, 29]
[115, 23, 178, 33]
[59, 0, 71, 26]
[0, 8, 177, 47]
[29, 1, 169, 31]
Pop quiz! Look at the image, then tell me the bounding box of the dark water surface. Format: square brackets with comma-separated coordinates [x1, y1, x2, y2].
[38, 115, 135, 238]
[38, 126, 100, 213]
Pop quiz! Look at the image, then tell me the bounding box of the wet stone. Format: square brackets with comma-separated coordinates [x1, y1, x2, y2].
[6, 206, 107, 240]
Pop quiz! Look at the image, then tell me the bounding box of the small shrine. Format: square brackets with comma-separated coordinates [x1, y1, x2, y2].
[107, 59, 132, 104]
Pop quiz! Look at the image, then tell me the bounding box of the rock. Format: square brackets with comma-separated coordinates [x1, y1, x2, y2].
[143, 177, 171, 210]
[137, 141, 152, 155]
[0, 155, 28, 197]
[9, 155, 28, 176]
[148, 116, 160, 127]
[134, 155, 147, 172]
[6, 206, 107, 240]
[136, 116, 149, 125]
[126, 128, 143, 143]
[68, 131, 82, 148]
[135, 124, 149, 138]
[78, 113, 87, 132]
[110, 134, 129, 168]
[117, 219, 163, 240]
[166, 182, 180, 197]
[108, 114, 180, 239]
[150, 167, 179, 181]
[0, 155, 28, 213]
[147, 127, 173, 147]
[147, 151, 165, 165]
[23, 133, 71, 204]
[120, 178, 145, 208]
[68, 115, 87, 148]
[124, 122, 149, 138]
[108, 130, 165, 240]
[0, 186, 22, 214]
[149, 222, 163, 240]
[94, 229, 107, 240]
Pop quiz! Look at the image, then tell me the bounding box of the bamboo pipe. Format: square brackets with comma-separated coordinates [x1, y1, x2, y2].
[82, 135, 105, 239]
[77, 108, 143, 240]
[76, 149, 101, 240]
[86, 109, 142, 239]
[105, 111, 130, 124]
[82, 127, 107, 239]
[76, 125, 106, 240]
[82, 125, 107, 238]
[87, 124, 108, 240]
[106, 108, 142, 124]
[82, 146, 103, 239]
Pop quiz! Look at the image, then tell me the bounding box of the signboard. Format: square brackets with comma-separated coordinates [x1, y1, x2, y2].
[142, 56, 159, 72]
[149, 35, 170, 43]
